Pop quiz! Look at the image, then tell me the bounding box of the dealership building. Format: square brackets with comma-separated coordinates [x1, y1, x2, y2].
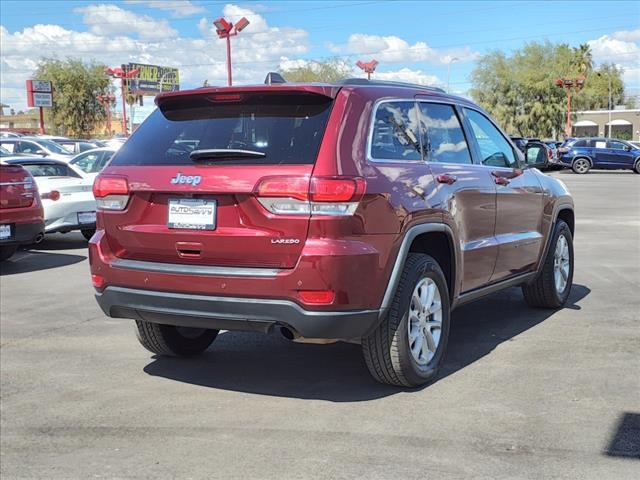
[572, 108, 640, 141]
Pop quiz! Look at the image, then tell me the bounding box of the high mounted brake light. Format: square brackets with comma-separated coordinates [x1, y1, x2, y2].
[93, 175, 130, 211]
[255, 176, 366, 216]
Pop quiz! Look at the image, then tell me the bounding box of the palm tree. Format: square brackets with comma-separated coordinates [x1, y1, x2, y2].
[573, 44, 593, 75]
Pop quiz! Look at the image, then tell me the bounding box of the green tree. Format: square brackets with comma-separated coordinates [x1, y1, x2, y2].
[575, 63, 626, 110]
[470, 42, 628, 138]
[33, 58, 110, 137]
[279, 59, 352, 83]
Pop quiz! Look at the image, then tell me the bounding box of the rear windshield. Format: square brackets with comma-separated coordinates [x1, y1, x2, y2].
[19, 163, 81, 178]
[111, 93, 334, 166]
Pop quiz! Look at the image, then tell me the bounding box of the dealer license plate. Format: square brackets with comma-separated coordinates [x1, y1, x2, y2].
[168, 199, 216, 230]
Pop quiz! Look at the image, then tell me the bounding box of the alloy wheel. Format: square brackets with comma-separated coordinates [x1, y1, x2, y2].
[573, 159, 589, 174]
[554, 234, 570, 294]
[407, 277, 443, 365]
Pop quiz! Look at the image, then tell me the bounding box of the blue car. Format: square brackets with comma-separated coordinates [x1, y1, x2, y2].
[559, 137, 640, 174]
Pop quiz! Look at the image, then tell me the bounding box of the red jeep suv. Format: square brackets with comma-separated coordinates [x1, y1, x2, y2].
[90, 78, 575, 387]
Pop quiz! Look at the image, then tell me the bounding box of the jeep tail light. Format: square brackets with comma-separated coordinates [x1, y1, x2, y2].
[255, 176, 366, 216]
[93, 175, 130, 211]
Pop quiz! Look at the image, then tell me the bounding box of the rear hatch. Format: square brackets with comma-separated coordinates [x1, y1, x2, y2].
[0, 164, 37, 209]
[99, 89, 336, 268]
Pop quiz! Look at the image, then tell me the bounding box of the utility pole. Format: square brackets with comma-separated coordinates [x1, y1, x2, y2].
[446, 57, 459, 93]
[213, 16, 250, 86]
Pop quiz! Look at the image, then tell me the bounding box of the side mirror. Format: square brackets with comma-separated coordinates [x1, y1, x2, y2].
[525, 144, 546, 168]
[35, 149, 47, 156]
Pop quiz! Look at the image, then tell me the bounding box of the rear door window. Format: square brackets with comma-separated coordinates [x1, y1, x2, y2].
[370, 101, 422, 161]
[111, 93, 333, 166]
[418, 103, 472, 164]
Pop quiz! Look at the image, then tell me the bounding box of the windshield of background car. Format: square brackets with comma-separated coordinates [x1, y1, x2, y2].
[36, 139, 71, 154]
[110, 93, 334, 166]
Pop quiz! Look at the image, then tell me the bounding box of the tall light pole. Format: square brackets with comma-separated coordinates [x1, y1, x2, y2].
[213, 16, 250, 86]
[104, 66, 139, 136]
[356, 59, 379, 80]
[555, 76, 586, 138]
[96, 93, 116, 136]
[446, 57, 459, 93]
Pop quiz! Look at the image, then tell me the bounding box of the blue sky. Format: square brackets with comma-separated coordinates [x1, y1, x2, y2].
[1, 0, 639, 119]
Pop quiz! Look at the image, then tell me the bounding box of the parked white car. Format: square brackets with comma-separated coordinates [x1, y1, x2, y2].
[69, 147, 117, 180]
[0, 137, 74, 162]
[3, 158, 96, 240]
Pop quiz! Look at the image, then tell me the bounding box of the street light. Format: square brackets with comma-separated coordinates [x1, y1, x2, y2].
[356, 59, 379, 80]
[96, 93, 116, 136]
[555, 76, 586, 138]
[213, 16, 250, 86]
[446, 56, 459, 94]
[596, 70, 613, 137]
[104, 66, 139, 136]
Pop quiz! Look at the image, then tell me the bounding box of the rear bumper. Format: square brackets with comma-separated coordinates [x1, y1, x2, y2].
[0, 220, 45, 245]
[96, 286, 380, 340]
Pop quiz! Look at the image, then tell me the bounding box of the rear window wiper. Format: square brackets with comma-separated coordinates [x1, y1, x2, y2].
[189, 149, 266, 162]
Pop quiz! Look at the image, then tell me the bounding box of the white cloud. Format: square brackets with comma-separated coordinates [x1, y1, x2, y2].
[0, 4, 310, 110]
[588, 30, 640, 87]
[124, 0, 206, 17]
[328, 33, 479, 65]
[75, 4, 177, 41]
[370, 68, 442, 87]
[612, 29, 640, 42]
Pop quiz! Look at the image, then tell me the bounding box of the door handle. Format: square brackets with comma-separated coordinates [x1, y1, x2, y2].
[436, 173, 457, 185]
[491, 169, 522, 186]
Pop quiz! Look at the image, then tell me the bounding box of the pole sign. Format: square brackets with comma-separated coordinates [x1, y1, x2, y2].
[127, 63, 180, 94]
[26, 80, 53, 108]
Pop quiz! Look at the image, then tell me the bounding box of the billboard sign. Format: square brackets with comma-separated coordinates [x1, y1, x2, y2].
[26, 80, 53, 108]
[127, 63, 180, 94]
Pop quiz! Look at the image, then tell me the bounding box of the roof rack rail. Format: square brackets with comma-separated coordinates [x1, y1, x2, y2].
[338, 78, 446, 93]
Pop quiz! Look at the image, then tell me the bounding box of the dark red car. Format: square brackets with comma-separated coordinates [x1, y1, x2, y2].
[90, 78, 575, 386]
[0, 163, 45, 261]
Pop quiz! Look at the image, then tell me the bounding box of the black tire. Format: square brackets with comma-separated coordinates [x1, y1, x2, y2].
[522, 220, 574, 309]
[572, 157, 591, 174]
[633, 158, 640, 174]
[0, 245, 18, 262]
[362, 253, 451, 387]
[81, 229, 95, 241]
[135, 321, 218, 357]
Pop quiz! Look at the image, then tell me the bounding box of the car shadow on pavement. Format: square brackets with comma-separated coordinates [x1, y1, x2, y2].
[605, 412, 640, 459]
[143, 284, 590, 402]
[0, 250, 86, 276]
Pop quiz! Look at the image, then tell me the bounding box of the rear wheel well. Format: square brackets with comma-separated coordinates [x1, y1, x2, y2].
[557, 208, 574, 236]
[408, 232, 455, 301]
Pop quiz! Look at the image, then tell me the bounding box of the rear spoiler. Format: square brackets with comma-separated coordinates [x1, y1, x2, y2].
[156, 83, 340, 107]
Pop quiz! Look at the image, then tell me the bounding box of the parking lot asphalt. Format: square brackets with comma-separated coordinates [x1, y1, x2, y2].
[1, 170, 639, 479]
